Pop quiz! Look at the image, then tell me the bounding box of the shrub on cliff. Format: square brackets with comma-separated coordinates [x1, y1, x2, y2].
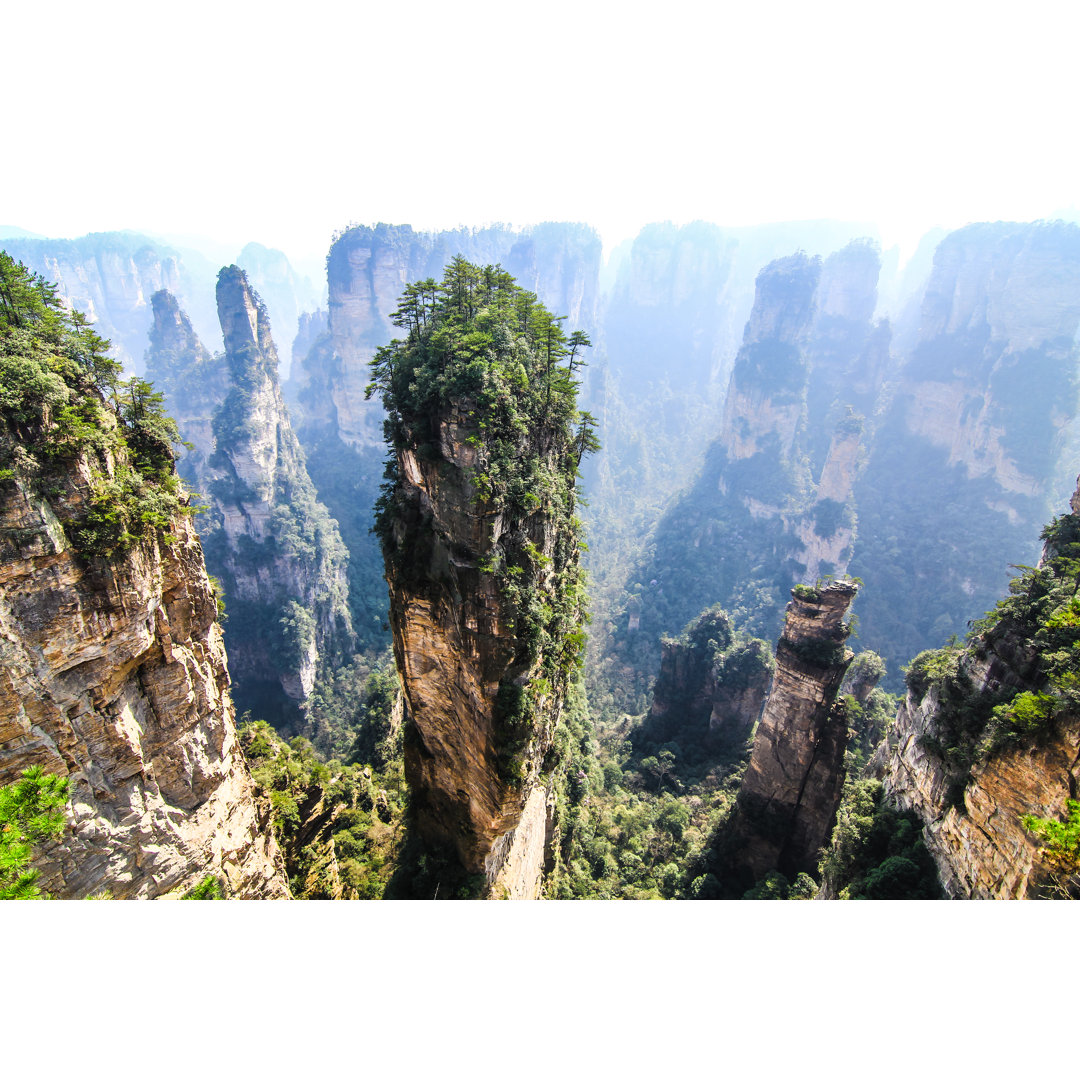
[902, 506, 1080, 793]
[0, 251, 190, 558]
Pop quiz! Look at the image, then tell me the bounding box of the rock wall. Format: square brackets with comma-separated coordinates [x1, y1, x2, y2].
[145, 290, 230, 489]
[640, 609, 772, 751]
[876, 671, 1078, 898]
[851, 221, 1080, 677]
[385, 404, 569, 894]
[0, 463, 288, 899]
[723, 582, 858, 889]
[146, 271, 352, 725]
[632, 241, 884, 660]
[873, 480, 1080, 898]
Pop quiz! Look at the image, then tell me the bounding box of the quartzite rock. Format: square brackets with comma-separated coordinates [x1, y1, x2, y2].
[385, 406, 568, 897]
[725, 582, 858, 887]
[147, 272, 353, 721]
[0, 463, 289, 899]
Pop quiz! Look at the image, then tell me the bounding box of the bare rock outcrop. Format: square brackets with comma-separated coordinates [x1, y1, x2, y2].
[0, 469, 289, 899]
[386, 413, 565, 896]
[875, 670, 1078, 898]
[873, 478, 1080, 898]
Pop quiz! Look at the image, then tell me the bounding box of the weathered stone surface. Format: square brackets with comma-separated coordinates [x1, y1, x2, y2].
[147, 274, 352, 719]
[873, 479, 1080, 898]
[875, 678, 1078, 898]
[0, 468, 288, 899]
[725, 582, 858, 886]
[385, 406, 568, 893]
[643, 619, 771, 750]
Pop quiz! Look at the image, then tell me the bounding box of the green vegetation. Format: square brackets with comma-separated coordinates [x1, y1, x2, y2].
[182, 874, 224, 900]
[898, 509, 1080, 802]
[739, 871, 817, 900]
[0, 766, 70, 900]
[818, 779, 942, 899]
[239, 717, 407, 899]
[547, 684, 748, 900]
[1022, 800, 1080, 898]
[367, 257, 597, 787]
[632, 605, 773, 759]
[0, 251, 190, 559]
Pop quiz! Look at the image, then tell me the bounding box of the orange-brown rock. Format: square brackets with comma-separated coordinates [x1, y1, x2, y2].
[0, 462, 288, 899]
[385, 407, 568, 897]
[876, 676, 1078, 898]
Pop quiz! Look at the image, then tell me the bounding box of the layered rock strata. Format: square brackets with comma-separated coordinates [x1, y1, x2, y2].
[385, 409, 567, 896]
[0, 466, 288, 899]
[725, 582, 858, 887]
[876, 670, 1078, 898]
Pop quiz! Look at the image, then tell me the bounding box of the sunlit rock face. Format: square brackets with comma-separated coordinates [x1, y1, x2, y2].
[875, 669, 1078, 898]
[384, 407, 570, 897]
[872, 479, 1080, 899]
[0, 457, 288, 899]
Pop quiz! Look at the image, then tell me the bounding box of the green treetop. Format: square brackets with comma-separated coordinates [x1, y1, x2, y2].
[0, 251, 189, 558]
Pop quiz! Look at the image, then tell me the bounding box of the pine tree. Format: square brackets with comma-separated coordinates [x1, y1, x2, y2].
[0, 767, 70, 900]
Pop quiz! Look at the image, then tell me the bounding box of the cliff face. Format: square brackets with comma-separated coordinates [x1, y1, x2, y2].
[145, 272, 352, 725]
[235, 242, 321, 380]
[0, 452, 288, 898]
[724, 582, 858, 889]
[852, 221, 1080, 677]
[285, 223, 602, 662]
[371, 261, 591, 897]
[386, 406, 566, 896]
[876, 668, 1078, 898]
[873, 481, 1080, 898]
[631, 241, 884, 665]
[145, 291, 230, 490]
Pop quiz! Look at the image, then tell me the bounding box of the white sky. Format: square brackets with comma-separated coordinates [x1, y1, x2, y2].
[4, 0, 1079, 265]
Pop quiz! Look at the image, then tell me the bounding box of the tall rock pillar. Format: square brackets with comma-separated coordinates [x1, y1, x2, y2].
[724, 581, 858, 889]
